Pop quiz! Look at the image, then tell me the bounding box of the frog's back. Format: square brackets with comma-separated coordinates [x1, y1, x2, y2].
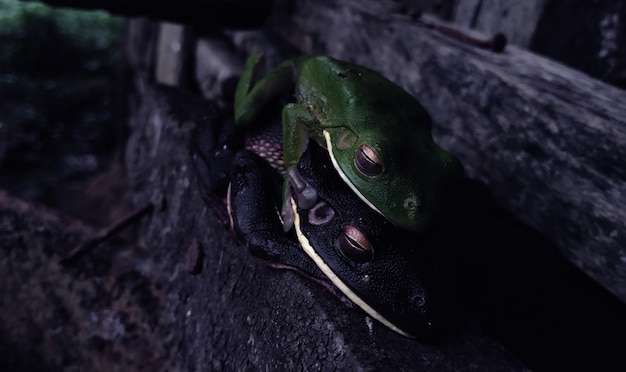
[294, 55, 432, 137]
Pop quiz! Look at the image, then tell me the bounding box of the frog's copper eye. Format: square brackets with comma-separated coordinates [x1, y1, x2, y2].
[355, 144, 383, 177]
[339, 224, 373, 263]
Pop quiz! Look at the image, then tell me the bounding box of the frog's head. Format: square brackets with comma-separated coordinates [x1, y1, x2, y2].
[324, 124, 463, 233]
[301, 56, 464, 232]
[294, 143, 449, 338]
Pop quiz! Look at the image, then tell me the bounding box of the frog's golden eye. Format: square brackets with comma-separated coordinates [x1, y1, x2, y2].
[355, 144, 383, 177]
[339, 224, 373, 263]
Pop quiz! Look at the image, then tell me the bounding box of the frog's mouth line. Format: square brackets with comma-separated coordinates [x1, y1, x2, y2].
[323, 130, 384, 217]
[290, 197, 413, 338]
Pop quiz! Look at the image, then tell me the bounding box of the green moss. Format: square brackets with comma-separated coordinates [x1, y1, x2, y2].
[0, 0, 122, 76]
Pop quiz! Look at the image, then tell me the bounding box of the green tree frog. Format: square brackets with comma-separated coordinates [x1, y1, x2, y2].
[235, 53, 463, 232]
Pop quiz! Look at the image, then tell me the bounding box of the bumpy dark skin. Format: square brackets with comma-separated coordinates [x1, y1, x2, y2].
[192, 119, 345, 293]
[227, 149, 324, 277]
[290, 143, 445, 338]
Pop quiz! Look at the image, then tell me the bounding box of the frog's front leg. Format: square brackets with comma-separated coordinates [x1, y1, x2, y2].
[229, 150, 357, 307]
[234, 53, 295, 127]
[282, 103, 319, 212]
[229, 150, 322, 278]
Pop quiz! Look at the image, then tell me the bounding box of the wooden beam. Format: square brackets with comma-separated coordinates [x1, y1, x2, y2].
[35, 0, 271, 29]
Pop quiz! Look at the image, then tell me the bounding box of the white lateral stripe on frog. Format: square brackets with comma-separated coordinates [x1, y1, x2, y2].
[290, 197, 412, 338]
[323, 130, 384, 217]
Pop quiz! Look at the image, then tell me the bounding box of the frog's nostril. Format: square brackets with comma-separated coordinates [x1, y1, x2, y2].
[403, 197, 419, 210]
[410, 292, 426, 308]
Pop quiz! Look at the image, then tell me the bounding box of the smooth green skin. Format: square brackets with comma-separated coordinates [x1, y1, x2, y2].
[235, 53, 463, 232]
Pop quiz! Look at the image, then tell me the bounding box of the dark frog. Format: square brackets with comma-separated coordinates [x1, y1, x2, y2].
[201, 127, 450, 338]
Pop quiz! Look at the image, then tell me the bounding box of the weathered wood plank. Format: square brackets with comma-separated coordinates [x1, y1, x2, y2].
[155, 23, 187, 86]
[453, 0, 546, 47]
[263, 0, 626, 302]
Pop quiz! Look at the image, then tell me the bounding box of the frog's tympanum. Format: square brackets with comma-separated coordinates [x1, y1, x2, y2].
[234, 53, 463, 232]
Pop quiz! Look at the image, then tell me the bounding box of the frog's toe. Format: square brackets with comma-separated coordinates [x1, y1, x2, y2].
[281, 192, 295, 232]
[297, 184, 318, 209]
